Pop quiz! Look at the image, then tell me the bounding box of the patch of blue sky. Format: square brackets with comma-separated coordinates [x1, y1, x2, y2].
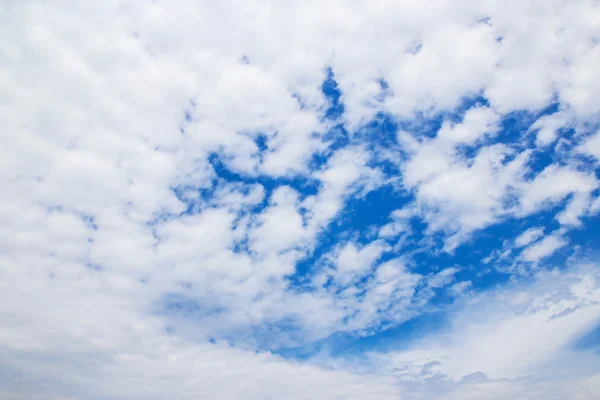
[306, 68, 351, 170]
[321, 67, 345, 121]
[275, 311, 450, 361]
[562, 213, 600, 259]
[339, 310, 450, 354]
[495, 102, 559, 147]
[253, 133, 269, 151]
[357, 111, 399, 149]
[309, 123, 350, 171]
[573, 323, 600, 354]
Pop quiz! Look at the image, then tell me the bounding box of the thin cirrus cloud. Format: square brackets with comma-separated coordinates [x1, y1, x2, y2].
[1, 0, 600, 399]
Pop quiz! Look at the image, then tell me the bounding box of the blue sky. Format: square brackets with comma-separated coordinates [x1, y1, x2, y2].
[2, 1, 600, 399]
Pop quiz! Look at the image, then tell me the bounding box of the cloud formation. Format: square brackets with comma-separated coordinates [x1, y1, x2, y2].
[1, 0, 600, 399]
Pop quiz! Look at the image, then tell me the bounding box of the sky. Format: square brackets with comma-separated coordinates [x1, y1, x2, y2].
[1, 0, 600, 399]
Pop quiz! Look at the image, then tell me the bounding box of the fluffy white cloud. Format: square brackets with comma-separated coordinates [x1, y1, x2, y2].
[396, 115, 598, 250]
[578, 131, 600, 161]
[518, 165, 597, 216]
[529, 111, 570, 147]
[325, 240, 388, 286]
[2, 0, 600, 399]
[398, 107, 529, 250]
[556, 192, 592, 226]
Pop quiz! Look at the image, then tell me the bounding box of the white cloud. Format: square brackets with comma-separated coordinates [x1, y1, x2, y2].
[518, 165, 597, 216]
[577, 131, 600, 161]
[0, 272, 403, 400]
[305, 146, 384, 231]
[514, 227, 545, 248]
[364, 264, 600, 390]
[428, 267, 459, 289]
[590, 196, 600, 215]
[399, 118, 530, 250]
[327, 241, 387, 286]
[394, 117, 597, 251]
[345, 258, 423, 332]
[2, 0, 600, 398]
[520, 233, 567, 263]
[556, 192, 592, 226]
[529, 111, 570, 147]
[249, 186, 307, 257]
